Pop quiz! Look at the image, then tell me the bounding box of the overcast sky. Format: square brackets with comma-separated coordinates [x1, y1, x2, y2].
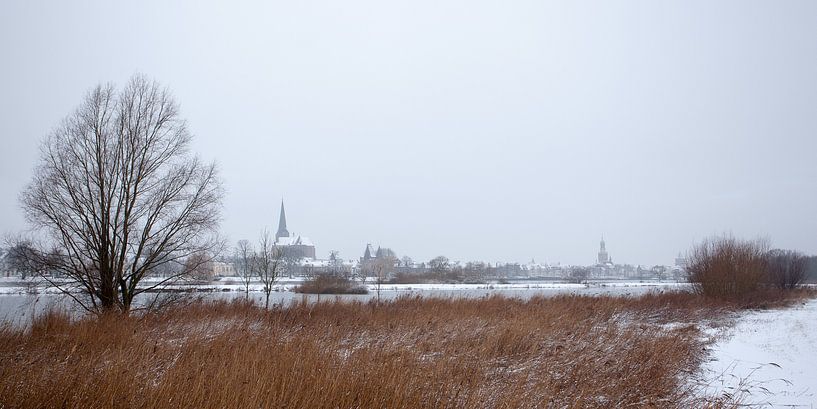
[2, 1, 816, 266]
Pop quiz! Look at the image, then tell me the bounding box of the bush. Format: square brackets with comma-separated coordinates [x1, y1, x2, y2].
[686, 235, 768, 299]
[765, 249, 807, 290]
[293, 275, 368, 294]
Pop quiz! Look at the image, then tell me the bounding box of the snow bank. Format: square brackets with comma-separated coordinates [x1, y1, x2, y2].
[699, 299, 817, 406]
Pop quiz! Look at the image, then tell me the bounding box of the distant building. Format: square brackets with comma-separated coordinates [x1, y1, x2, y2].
[597, 237, 611, 265]
[674, 253, 687, 269]
[274, 201, 316, 260]
[212, 261, 236, 277]
[359, 244, 397, 275]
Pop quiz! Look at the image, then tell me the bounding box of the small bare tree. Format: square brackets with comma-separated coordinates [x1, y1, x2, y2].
[371, 255, 397, 303]
[3, 239, 39, 280]
[428, 256, 450, 273]
[235, 239, 254, 298]
[253, 231, 284, 309]
[18, 75, 223, 314]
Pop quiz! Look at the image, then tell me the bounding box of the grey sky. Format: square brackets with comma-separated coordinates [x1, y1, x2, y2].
[2, 0, 816, 266]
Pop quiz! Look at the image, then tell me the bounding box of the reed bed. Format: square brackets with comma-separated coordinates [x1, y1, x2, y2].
[0, 290, 810, 408]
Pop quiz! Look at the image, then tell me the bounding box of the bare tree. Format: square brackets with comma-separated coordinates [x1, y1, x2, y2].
[18, 75, 223, 314]
[235, 239, 254, 298]
[253, 231, 284, 309]
[568, 267, 590, 284]
[651, 265, 668, 282]
[428, 256, 450, 273]
[4, 239, 39, 280]
[352, 264, 368, 287]
[371, 255, 397, 303]
[766, 249, 807, 290]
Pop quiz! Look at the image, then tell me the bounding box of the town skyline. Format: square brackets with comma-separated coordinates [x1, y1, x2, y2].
[2, 1, 817, 266]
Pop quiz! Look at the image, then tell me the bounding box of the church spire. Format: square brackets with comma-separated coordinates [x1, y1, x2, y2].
[276, 200, 289, 240]
[597, 235, 610, 264]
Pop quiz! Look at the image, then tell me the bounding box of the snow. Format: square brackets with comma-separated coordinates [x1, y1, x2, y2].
[274, 235, 314, 246]
[699, 299, 817, 407]
[0, 279, 687, 295]
[371, 281, 687, 292]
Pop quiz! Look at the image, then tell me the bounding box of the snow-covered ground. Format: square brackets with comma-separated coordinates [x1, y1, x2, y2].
[699, 299, 817, 407]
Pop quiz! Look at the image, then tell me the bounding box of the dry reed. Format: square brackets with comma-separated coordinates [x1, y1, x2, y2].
[1, 291, 810, 408]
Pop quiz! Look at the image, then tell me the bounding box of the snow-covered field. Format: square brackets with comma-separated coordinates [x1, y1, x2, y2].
[0, 280, 687, 327]
[699, 299, 817, 407]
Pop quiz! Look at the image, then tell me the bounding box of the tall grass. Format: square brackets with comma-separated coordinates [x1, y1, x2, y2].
[1, 291, 807, 408]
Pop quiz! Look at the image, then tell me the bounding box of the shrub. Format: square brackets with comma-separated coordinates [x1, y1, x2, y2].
[765, 249, 807, 290]
[686, 235, 768, 299]
[293, 274, 368, 294]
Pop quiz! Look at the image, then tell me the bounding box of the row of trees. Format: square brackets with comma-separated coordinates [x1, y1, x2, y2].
[234, 231, 291, 309]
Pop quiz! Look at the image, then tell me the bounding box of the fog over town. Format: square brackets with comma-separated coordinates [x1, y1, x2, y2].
[4, 1, 817, 408]
[2, 1, 817, 268]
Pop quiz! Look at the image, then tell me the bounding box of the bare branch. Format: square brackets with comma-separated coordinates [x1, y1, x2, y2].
[19, 75, 224, 314]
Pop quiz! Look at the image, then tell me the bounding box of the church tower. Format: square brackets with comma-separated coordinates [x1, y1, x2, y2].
[275, 200, 290, 241]
[597, 236, 610, 264]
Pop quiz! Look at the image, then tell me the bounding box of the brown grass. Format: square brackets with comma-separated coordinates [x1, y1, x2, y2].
[0, 291, 811, 408]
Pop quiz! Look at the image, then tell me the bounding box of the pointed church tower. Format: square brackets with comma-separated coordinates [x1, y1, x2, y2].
[276, 200, 290, 241]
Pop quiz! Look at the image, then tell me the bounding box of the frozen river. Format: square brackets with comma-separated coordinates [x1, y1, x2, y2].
[0, 281, 689, 327]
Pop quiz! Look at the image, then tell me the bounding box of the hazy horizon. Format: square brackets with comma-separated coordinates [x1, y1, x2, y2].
[2, 1, 817, 266]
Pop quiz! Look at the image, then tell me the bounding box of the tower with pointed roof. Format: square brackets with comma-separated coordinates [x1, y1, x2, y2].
[272, 200, 315, 260]
[275, 200, 290, 241]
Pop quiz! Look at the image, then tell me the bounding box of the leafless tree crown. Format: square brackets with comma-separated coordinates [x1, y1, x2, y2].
[20, 74, 223, 313]
[253, 230, 284, 309]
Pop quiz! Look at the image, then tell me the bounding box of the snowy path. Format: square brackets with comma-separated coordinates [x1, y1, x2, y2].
[700, 299, 817, 407]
